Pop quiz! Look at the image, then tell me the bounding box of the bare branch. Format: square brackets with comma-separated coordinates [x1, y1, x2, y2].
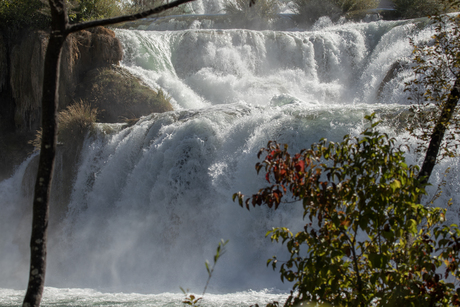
[67, 0, 195, 33]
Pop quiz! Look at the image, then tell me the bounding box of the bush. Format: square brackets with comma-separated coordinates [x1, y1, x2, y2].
[235, 115, 460, 306]
[291, 0, 378, 26]
[224, 0, 279, 28]
[392, 0, 459, 19]
[68, 0, 127, 22]
[0, 0, 49, 29]
[405, 14, 460, 160]
[0, 0, 137, 29]
[127, 0, 190, 17]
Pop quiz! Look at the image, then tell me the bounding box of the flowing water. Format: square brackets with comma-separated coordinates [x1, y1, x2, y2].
[1, 11, 460, 307]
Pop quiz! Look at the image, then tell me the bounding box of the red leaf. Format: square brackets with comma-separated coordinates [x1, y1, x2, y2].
[295, 160, 305, 172]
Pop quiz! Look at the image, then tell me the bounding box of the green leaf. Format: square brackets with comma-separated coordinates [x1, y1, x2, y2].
[390, 179, 401, 192]
[407, 219, 417, 234]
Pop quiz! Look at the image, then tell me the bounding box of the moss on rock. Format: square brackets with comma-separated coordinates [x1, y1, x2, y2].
[76, 66, 173, 123]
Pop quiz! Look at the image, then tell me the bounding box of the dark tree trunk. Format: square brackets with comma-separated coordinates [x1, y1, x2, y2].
[22, 0, 195, 306]
[22, 1, 68, 306]
[417, 77, 460, 185]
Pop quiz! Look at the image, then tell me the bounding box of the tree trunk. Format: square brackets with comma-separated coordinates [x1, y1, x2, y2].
[417, 76, 460, 185]
[22, 1, 68, 306]
[22, 0, 196, 306]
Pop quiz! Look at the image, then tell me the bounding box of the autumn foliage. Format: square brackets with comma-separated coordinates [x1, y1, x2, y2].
[235, 115, 460, 307]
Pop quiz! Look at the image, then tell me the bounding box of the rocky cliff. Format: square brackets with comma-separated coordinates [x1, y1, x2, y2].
[7, 26, 124, 133]
[0, 26, 173, 180]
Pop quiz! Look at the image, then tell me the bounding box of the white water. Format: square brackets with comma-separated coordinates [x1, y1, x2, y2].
[1, 15, 460, 306]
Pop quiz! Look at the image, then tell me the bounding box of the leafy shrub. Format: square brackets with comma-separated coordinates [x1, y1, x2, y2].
[224, 0, 279, 28]
[68, 0, 128, 22]
[127, 0, 191, 17]
[291, 0, 378, 26]
[234, 115, 460, 306]
[392, 0, 459, 19]
[0, 0, 140, 29]
[0, 0, 49, 29]
[405, 14, 460, 160]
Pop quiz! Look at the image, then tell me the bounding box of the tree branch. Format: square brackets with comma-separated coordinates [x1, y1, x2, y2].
[66, 0, 195, 34]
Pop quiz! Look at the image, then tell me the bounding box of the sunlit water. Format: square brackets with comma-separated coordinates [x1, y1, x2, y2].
[1, 12, 459, 306]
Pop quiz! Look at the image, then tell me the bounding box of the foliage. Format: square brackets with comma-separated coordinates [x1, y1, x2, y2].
[291, 0, 378, 26]
[127, 0, 190, 16]
[69, 0, 190, 21]
[392, 0, 459, 19]
[405, 13, 460, 160]
[224, 0, 279, 28]
[0, 0, 144, 29]
[337, 0, 379, 13]
[0, 0, 49, 29]
[0, 0, 141, 28]
[181, 239, 229, 306]
[30, 101, 98, 151]
[68, 0, 128, 22]
[234, 115, 460, 307]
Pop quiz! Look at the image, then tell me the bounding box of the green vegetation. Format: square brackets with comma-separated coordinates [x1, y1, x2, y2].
[0, 0, 154, 29]
[68, 0, 190, 22]
[0, 0, 129, 29]
[235, 115, 460, 306]
[405, 13, 460, 160]
[181, 239, 228, 306]
[234, 10, 460, 307]
[224, 0, 279, 28]
[392, 0, 459, 19]
[67, 0, 128, 22]
[0, 0, 49, 29]
[291, 0, 378, 26]
[129, 0, 191, 16]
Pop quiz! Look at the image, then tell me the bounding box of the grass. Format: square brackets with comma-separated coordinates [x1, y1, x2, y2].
[30, 101, 98, 151]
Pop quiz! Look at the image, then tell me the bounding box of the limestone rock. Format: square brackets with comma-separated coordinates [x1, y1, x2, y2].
[7, 27, 123, 132]
[76, 66, 174, 123]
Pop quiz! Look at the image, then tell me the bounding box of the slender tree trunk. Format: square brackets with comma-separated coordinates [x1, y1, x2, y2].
[22, 1, 68, 306]
[406, 77, 460, 251]
[22, 0, 195, 305]
[417, 76, 460, 185]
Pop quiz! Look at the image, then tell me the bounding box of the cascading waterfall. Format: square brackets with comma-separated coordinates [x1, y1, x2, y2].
[1, 14, 460, 306]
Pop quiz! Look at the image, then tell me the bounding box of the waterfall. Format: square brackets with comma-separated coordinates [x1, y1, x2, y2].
[1, 15, 459, 305]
